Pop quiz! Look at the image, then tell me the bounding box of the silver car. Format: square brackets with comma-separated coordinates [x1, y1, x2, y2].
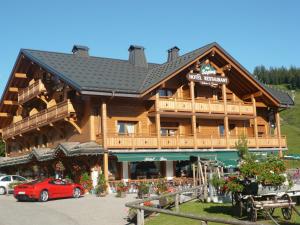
[0, 175, 28, 195]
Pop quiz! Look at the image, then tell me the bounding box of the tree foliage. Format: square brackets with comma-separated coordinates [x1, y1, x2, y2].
[253, 65, 300, 89]
[0, 139, 5, 157]
[235, 135, 249, 159]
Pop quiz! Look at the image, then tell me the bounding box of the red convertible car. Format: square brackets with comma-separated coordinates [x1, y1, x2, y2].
[14, 178, 83, 202]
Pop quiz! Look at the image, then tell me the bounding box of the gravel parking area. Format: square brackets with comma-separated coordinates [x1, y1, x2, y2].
[0, 193, 136, 225]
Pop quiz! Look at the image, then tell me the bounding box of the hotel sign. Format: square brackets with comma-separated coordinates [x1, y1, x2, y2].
[187, 63, 229, 87]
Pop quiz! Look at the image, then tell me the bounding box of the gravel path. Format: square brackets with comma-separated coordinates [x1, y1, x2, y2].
[0, 194, 136, 225]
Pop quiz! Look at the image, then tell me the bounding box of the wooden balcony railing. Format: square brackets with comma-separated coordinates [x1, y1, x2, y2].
[158, 98, 254, 115]
[18, 79, 46, 104]
[2, 100, 75, 139]
[106, 134, 286, 149]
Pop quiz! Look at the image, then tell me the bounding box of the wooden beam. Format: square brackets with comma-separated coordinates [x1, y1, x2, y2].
[14, 73, 27, 78]
[65, 118, 82, 134]
[3, 100, 18, 105]
[242, 91, 262, 100]
[251, 95, 259, 149]
[275, 111, 282, 157]
[0, 112, 12, 117]
[256, 102, 267, 107]
[8, 87, 19, 93]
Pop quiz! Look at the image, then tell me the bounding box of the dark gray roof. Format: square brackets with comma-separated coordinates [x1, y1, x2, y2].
[263, 85, 294, 106]
[0, 142, 103, 168]
[22, 49, 159, 94]
[56, 142, 103, 156]
[21, 42, 294, 106]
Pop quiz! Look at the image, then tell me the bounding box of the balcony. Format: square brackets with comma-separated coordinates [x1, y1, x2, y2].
[2, 100, 75, 139]
[106, 134, 286, 149]
[18, 79, 46, 104]
[157, 98, 254, 116]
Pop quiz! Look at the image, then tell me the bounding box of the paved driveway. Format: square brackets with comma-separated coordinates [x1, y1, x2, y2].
[0, 194, 136, 225]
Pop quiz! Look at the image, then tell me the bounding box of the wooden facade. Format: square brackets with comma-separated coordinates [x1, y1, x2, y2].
[0, 43, 292, 180]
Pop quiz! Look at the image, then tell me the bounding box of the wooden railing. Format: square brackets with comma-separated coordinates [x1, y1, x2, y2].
[158, 98, 254, 115]
[2, 100, 75, 139]
[106, 134, 286, 149]
[18, 79, 46, 104]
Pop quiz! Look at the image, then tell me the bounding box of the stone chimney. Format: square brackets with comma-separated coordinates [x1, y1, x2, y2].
[167, 46, 180, 62]
[128, 45, 148, 68]
[72, 45, 89, 57]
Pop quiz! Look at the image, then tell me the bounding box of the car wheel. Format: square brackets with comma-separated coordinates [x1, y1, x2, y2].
[0, 186, 6, 195]
[39, 190, 49, 202]
[73, 188, 81, 198]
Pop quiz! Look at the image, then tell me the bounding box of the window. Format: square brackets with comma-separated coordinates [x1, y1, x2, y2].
[129, 162, 161, 179]
[160, 122, 178, 136]
[1, 176, 11, 182]
[160, 128, 177, 136]
[117, 121, 136, 135]
[158, 89, 173, 97]
[13, 176, 26, 182]
[219, 124, 225, 136]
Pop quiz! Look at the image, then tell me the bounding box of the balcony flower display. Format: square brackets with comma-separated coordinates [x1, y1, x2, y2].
[116, 182, 128, 198]
[79, 172, 93, 193]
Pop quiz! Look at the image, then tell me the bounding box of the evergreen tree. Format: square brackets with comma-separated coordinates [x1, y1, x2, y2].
[253, 65, 300, 89]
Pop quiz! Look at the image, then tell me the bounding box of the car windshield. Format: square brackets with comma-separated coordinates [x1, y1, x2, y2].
[26, 178, 46, 185]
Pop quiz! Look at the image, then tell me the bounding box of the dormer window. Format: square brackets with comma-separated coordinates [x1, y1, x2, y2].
[157, 89, 173, 97]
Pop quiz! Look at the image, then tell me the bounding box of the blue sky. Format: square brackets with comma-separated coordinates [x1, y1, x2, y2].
[0, 0, 299, 93]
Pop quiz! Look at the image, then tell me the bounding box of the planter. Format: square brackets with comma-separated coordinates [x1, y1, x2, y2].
[97, 192, 107, 197]
[159, 197, 168, 207]
[117, 191, 126, 198]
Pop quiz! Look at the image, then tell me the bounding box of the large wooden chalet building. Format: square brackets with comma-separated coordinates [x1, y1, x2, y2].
[0, 42, 294, 184]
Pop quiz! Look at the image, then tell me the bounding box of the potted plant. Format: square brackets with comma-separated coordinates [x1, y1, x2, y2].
[116, 182, 127, 198]
[137, 182, 150, 199]
[156, 179, 169, 207]
[79, 172, 93, 194]
[95, 174, 108, 197]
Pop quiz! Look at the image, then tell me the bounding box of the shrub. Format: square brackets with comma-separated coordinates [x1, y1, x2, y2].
[95, 174, 107, 196]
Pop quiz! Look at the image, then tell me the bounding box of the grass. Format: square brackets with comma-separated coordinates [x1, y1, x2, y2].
[273, 85, 300, 155]
[145, 201, 300, 225]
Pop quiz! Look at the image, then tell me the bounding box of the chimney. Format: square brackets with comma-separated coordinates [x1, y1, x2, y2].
[72, 45, 89, 57]
[167, 46, 180, 62]
[128, 45, 148, 68]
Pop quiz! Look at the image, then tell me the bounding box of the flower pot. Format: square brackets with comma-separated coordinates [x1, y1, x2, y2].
[117, 191, 126, 198]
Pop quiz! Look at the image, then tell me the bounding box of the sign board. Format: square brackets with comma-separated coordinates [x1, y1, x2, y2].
[187, 63, 229, 87]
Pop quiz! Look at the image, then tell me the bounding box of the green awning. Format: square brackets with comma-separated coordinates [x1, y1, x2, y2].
[113, 150, 279, 167]
[113, 152, 190, 162]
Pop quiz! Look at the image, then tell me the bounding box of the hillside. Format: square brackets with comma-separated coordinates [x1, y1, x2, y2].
[275, 86, 300, 154]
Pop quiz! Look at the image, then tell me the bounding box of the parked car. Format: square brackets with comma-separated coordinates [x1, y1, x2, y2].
[14, 178, 84, 202]
[0, 175, 28, 195]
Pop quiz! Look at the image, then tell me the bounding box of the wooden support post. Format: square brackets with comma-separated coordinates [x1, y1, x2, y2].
[192, 164, 196, 187]
[155, 92, 161, 149]
[275, 110, 282, 157]
[101, 101, 109, 188]
[221, 73, 229, 149]
[251, 95, 259, 149]
[103, 151, 109, 188]
[189, 79, 197, 149]
[89, 98, 96, 141]
[137, 203, 145, 225]
[224, 116, 229, 149]
[175, 193, 180, 212]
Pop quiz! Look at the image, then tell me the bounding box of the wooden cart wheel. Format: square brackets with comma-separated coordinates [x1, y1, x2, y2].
[268, 208, 275, 216]
[232, 192, 243, 217]
[281, 194, 292, 220]
[246, 196, 257, 222]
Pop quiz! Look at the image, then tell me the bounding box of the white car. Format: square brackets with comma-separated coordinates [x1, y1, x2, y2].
[0, 175, 28, 195]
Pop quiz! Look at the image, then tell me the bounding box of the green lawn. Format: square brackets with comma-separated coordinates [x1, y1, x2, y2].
[145, 201, 300, 225]
[275, 86, 300, 155]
